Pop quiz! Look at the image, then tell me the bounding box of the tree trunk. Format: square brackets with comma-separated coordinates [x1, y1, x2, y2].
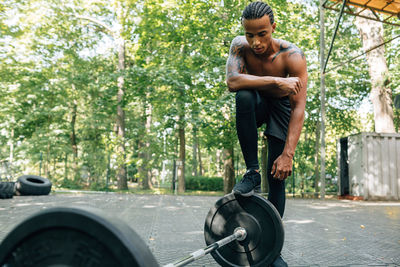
[53, 157, 56, 181]
[223, 147, 235, 194]
[198, 144, 203, 176]
[70, 96, 78, 181]
[116, 37, 127, 189]
[9, 126, 14, 166]
[147, 169, 154, 189]
[355, 10, 395, 133]
[145, 101, 153, 189]
[138, 102, 148, 189]
[314, 121, 320, 197]
[172, 159, 176, 191]
[192, 126, 198, 176]
[216, 149, 223, 177]
[178, 115, 186, 193]
[64, 153, 68, 181]
[171, 131, 179, 192]
[138, 137, 146, 188]
[46, 141, 50, 178]
[146, 103, 153, 189]
[261, 135, 269, 193]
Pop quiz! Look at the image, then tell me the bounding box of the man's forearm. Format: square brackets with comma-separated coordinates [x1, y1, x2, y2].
[282, 107, 305, 158]
[227, 73, 279, 93]
[227, 74, 301, 98]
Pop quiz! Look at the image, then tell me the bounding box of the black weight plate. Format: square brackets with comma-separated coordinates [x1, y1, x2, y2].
[204, 193, 284, 267]
[0, 206, 159, 267]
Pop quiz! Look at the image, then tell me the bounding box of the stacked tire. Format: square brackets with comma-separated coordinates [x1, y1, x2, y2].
[0, 182, 15, 199]
[16, 175, 52, 196]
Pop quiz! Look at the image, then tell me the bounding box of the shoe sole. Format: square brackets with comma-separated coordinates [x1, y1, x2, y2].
[232, 189, 254, 197]
[232, 185, 261, 197]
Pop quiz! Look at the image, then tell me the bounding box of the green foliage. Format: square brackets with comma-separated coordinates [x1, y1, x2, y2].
[58, 178, 83, 190]
[0, 0, 398, 195]
[185, 176, 223, 191]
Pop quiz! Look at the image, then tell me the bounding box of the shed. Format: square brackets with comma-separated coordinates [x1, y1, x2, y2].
[338, 132, 400, 200]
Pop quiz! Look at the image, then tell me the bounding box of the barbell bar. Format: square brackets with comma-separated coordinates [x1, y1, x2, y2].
[163, 227, 247, 267]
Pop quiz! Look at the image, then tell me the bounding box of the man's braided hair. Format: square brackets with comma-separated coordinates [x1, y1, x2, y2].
[242, 1, 274, 24]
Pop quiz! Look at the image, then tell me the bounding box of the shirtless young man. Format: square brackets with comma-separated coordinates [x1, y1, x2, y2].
[227, 2, 307, 264]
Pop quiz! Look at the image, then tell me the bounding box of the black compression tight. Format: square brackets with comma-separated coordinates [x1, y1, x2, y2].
[235, 90, 260, 170]
[235, 90, 286, 218]
[266, 136, 286, 218]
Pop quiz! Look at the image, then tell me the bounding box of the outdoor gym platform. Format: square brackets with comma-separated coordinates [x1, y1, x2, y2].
[0, 193, 399, 266]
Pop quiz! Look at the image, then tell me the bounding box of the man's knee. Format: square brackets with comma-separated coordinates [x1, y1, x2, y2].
[236, 90, 256, 113]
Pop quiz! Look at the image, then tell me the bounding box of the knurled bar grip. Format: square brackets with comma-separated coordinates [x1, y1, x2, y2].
[163, 227, 247, 267]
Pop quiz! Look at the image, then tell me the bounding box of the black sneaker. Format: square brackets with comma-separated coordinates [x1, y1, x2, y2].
[271, 255, 288, 267]
[232, 169, 261, 197]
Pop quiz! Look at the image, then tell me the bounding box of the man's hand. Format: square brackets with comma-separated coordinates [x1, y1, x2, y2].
[275, 77, 303, 96]
[271, 154, 293, 180]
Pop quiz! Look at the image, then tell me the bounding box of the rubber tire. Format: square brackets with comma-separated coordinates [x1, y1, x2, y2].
[17, 175, 52, 196]
[0, 182, 14, 199]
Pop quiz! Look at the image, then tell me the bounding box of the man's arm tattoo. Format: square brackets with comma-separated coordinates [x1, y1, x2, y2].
[226, 39, 247, 79]
[272, 40, 305, 62]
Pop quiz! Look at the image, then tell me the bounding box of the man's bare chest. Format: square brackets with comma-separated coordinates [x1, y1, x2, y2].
[245, 53, 287, 77]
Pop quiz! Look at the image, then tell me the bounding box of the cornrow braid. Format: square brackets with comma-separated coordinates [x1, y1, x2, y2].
[242, 1, 274, 24]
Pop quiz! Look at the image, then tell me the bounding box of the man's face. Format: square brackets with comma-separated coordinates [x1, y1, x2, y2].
[243, 15, 276, 55]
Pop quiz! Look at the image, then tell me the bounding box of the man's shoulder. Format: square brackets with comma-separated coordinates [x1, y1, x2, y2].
[230, 36, 250, 48]
[272, 38, 305, 61]
[274, 38, 302, 51]
[228, 36, 251, 58]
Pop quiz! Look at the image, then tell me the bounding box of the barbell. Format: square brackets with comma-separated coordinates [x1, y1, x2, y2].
[0, 193, 284, 267]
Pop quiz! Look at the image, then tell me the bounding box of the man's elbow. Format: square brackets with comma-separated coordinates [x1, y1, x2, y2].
[226, 78, 239, 92]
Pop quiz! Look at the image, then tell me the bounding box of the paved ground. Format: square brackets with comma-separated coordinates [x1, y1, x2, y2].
[0, 192, 399, 266]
